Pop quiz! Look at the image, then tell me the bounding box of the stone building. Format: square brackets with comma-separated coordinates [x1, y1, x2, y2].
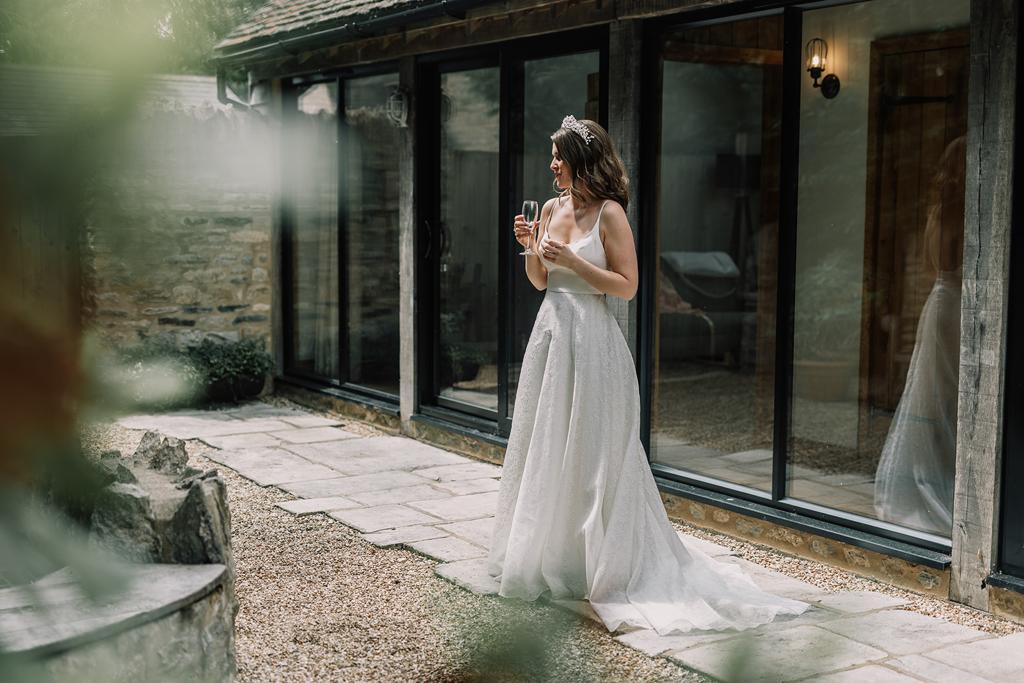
[212, 0, 1023, 623]
[0, 64, 275, 347]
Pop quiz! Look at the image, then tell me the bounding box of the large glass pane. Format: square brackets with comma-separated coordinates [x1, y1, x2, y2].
[341, 74, 401, 395]
[508, 51, 600, 417]
[290, 83, 339, 378]
[789, 0, 969, 538]
[650, 17, 783, 492]
[438, 67, 500, 411]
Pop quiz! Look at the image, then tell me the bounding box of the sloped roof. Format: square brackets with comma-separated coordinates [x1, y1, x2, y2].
[215, 0, 430, 53]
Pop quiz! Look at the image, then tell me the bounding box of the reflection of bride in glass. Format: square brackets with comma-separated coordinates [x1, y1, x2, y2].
[873, 135, 966, 537]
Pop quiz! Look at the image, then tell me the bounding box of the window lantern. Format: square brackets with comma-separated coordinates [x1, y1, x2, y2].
[805, 37, 841, 99]
[386, 86, 409, 127]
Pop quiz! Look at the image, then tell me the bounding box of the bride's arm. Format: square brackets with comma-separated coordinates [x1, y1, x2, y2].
[566, 201, 638, 300]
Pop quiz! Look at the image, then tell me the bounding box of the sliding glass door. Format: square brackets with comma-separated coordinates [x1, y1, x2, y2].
[646, 0, 970, 549]
[283, 69, 402, 398]
[418, 33, 606, 431]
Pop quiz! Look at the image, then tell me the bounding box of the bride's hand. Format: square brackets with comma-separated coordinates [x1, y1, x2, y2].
[541, 239, 579, 269]
[513, 214, 535, 249]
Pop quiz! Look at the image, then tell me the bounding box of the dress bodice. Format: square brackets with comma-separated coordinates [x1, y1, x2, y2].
[538, 199, 610, 295]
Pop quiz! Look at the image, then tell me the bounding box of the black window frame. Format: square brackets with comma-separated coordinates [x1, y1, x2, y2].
[280, 61, 404, 404]
[415, 26, 610, 437]
[639, 0, 970, 554]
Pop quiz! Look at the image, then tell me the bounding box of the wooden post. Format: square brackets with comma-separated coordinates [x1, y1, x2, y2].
[268, 77, 286, 380]
[608, 19, 643, 358]
[950, 0, 1019, 610]
[398, 57, 419, 428]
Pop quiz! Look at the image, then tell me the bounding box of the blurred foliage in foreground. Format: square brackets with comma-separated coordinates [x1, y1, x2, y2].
[0, 2, 251, 679]
[0, 0, 264, 74]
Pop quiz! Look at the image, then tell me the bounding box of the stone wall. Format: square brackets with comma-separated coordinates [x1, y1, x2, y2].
[83, 76, 275, 348]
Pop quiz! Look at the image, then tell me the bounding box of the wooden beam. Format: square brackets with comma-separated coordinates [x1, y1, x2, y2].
[662, 41, 782, 65]
[950, 0, 1018, 610]
[398, 57, 419, 427]
[608, 18, 644, 357]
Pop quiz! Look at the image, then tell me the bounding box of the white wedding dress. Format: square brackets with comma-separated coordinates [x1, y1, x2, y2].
[487, 200, 808, 635]
[873, 269, 962, 537]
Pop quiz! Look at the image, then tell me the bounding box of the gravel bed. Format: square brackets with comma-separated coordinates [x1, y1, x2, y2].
[86, 414, 700, 682]
[82, 398, 1022, 681]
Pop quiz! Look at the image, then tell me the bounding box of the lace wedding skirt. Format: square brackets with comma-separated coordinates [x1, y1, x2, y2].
[486, 288, 808, 635]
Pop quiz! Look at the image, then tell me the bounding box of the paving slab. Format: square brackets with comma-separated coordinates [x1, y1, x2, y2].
[347, 484, 452, 506]
[284, 439, 466, 474]
[412, 462, 502, 482]
[270, 427, 361, 444]
[408, 536, 486, 562]
[434, 558, 500, 595]
[819, 609, 987, 656]
[886, 654, 993, 683]
[805, 664, 921, 682]
[182, 418, 295, 439]
[667, 625, 886, 683]
[438, 518, 494, 548]
[719, 449, 773, 465]
[199, 431, 283, 450]
[328, 504, 442, 533]
[814, 591, 909, 614]
[718, 556, 828, 602]
[223, 404, 306, 419]
[407, 491, 499, 522]
[275, 496, 361, 516]
[614, 628, 734, 657]
[922, 632, 1024, 682]
[361, 525, 450, 548]
[239, 464, 343, 487]
[434, 477, 501, 496]
[277, 415, 343, 428]
[279, 471, 426, 498]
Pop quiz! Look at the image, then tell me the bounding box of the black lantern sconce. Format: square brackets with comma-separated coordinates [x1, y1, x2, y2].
[386, 85, 409, 127]
[805, 37, 841, 99]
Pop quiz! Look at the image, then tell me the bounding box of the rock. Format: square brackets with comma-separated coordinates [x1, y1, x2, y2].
[90, 483, 159, 562]
[169, 476, 234, 574]
[98, 451, 138, 485]
[133, 431, 188, 475]
[175, 467, 217, 489]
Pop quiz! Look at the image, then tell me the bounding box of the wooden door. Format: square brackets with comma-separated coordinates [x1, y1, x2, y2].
[859, 29, 969, 447]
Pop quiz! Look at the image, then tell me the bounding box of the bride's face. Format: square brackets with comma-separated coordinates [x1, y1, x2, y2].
[550, 143, 570, 190]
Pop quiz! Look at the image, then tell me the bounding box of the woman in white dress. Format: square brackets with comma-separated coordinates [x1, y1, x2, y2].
[486, 115, 808, 635]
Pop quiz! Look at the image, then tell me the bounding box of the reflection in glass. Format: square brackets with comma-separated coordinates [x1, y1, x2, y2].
[340, 74, 401, 395]
[788, 0, 968, 537]
[873, 135, 965, 534]
[650, 17, 783, 492]
[291, 83, 339, 378]
[438, 68, 500, 411]
[508, 51, 600, 416]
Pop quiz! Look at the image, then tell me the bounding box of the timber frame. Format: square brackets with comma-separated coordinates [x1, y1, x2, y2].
[227, 0, 1021, 619]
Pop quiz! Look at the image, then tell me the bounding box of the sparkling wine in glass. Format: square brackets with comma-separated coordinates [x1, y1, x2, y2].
[520, 199, 539, 255]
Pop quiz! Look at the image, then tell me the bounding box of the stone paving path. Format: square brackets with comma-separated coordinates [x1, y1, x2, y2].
[118, 403, 1024, 682]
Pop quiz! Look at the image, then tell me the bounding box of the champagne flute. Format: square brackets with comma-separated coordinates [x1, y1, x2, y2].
[519, 199, 539, 256]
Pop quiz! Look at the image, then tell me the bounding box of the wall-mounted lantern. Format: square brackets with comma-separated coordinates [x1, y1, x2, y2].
[806, 37, 841, 99]
[386, 86, 409, 127]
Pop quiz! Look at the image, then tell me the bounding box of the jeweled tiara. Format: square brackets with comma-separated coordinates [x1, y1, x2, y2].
[561, 114, 594, 145]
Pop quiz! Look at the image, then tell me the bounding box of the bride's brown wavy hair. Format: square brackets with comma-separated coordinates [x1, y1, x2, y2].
[550, 118, 629, 211]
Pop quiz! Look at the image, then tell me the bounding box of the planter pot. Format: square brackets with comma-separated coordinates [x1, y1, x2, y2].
[793, 359, 856, 402]
[234, 374, 265, 399]
[205, 378, 236, 404]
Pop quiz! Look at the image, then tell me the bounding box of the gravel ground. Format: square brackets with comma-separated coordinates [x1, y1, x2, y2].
[83, 398, 1022, 681]
[86, 413, 702, 682]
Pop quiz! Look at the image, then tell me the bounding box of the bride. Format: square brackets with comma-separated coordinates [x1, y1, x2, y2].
[486, 115, 808, 635]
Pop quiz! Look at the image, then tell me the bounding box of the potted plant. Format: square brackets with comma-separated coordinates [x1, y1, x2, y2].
[187, 337, 274, 404]
[792, 252, 863, 402]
